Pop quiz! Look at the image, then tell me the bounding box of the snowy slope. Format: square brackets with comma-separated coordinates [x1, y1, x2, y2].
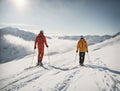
[0, 34, 120, 91]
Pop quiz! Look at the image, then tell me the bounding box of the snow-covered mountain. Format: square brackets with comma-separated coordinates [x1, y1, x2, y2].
[0, 27, 36, 41]
[0, 31, 120, 91]
[58, 35, 112, 45]
[112, 32, 120, 38]
[0, 27, 36, 63]
[58, 32, 120, 45]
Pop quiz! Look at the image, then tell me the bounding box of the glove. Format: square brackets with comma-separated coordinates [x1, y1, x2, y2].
[34, 46, 36, 50]
[46, 45, 48, 48]
[86, 50, 88, 53]
[76, 50, 78, 53]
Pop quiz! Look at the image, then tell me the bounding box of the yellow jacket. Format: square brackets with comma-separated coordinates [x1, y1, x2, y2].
[77, 38, 88, 52]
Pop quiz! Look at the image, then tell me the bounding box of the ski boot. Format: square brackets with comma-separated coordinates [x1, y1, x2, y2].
[39, 62, 43, 66]
[80, 63, 84, 66]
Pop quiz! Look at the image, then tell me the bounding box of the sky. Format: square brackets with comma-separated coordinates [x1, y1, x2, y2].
[0, 0, 120, 35]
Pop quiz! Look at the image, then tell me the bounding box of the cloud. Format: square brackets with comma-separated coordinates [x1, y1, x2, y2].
[0, 23, 40, 27]
[0, 23, 41, 34]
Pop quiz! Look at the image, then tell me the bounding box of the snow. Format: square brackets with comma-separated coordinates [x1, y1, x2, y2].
[0, 28, 120, 91]
[0, 34, 34, 63]
[0, 27, 36, 63]
[89, 35, 120, 71]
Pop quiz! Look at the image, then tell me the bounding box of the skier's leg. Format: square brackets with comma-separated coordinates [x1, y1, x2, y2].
[39, 52, 44, 66]
[79, 52, 80, 65]
[37, 48, 42, 66]
[40, 52, 44, 61]
[79, 52, 82, 65]
[81, 52, 85, 65]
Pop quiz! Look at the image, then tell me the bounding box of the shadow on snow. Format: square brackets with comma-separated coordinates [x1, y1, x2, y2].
[85, 64, 120, 75]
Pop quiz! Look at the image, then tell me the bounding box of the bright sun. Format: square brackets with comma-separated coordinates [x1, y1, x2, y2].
[12, 0, 27, 10]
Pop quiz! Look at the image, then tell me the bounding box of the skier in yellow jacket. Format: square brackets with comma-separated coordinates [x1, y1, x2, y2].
[76, 35, 88, 66]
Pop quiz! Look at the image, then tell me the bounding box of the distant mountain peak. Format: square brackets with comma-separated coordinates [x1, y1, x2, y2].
[112, 32, 120, 38]
[0, 27, 36, 41]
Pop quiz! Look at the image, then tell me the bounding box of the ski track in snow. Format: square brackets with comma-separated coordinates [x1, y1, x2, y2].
[0, 58, 120, 91]
[1, 59, 120, 91]
[0, 62, 81, 91]
[52, 69, 82, 91]
[0, 66, 48, 91]
[86, 58, 120, 91]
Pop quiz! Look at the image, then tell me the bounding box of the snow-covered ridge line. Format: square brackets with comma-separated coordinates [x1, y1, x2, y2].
[57, 32, 120, 45]
[92, 35, 120, 51]
[0, 27, 52, 40]
[0, 27, 36, 41]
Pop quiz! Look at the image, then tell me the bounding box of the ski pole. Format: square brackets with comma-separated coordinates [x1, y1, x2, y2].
[87, 52, 90, 61]
[30, 49, 35, 66]
[75, 53, 77, 62]
[87, 52, 92, 64]
[47, 48, 50, 64]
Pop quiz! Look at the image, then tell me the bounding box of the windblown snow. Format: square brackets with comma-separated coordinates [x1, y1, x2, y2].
[0, 27, 36, 63]
[0, 27, 120, 91]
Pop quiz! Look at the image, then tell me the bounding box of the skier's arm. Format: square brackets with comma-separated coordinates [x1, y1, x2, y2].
[76, 41, 79, 52]
[44, 36, 48, 47]
[85, 40, 88, 52]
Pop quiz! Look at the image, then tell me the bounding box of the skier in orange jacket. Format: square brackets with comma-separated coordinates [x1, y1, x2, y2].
[76, 35, 88, 66]
[34, 30, 48, 66]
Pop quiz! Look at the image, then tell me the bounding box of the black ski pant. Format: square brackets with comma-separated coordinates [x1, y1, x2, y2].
[79, 52, 85, 65]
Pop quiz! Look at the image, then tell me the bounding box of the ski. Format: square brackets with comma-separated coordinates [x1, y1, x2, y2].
[40, 65, 49, 70]
[24, 65, 39, 70]
[24, 65, 49, 70]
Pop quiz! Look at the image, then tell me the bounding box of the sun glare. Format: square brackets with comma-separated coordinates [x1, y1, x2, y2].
[12, 0, 27, 10]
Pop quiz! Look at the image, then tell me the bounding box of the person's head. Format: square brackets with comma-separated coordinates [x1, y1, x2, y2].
[80, 35, 84, 39]
[40, 30, 44, 34]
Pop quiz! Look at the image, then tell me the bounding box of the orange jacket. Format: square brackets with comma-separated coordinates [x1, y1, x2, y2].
[77, 38, 88, 52]
[34, 33, 48, 52]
